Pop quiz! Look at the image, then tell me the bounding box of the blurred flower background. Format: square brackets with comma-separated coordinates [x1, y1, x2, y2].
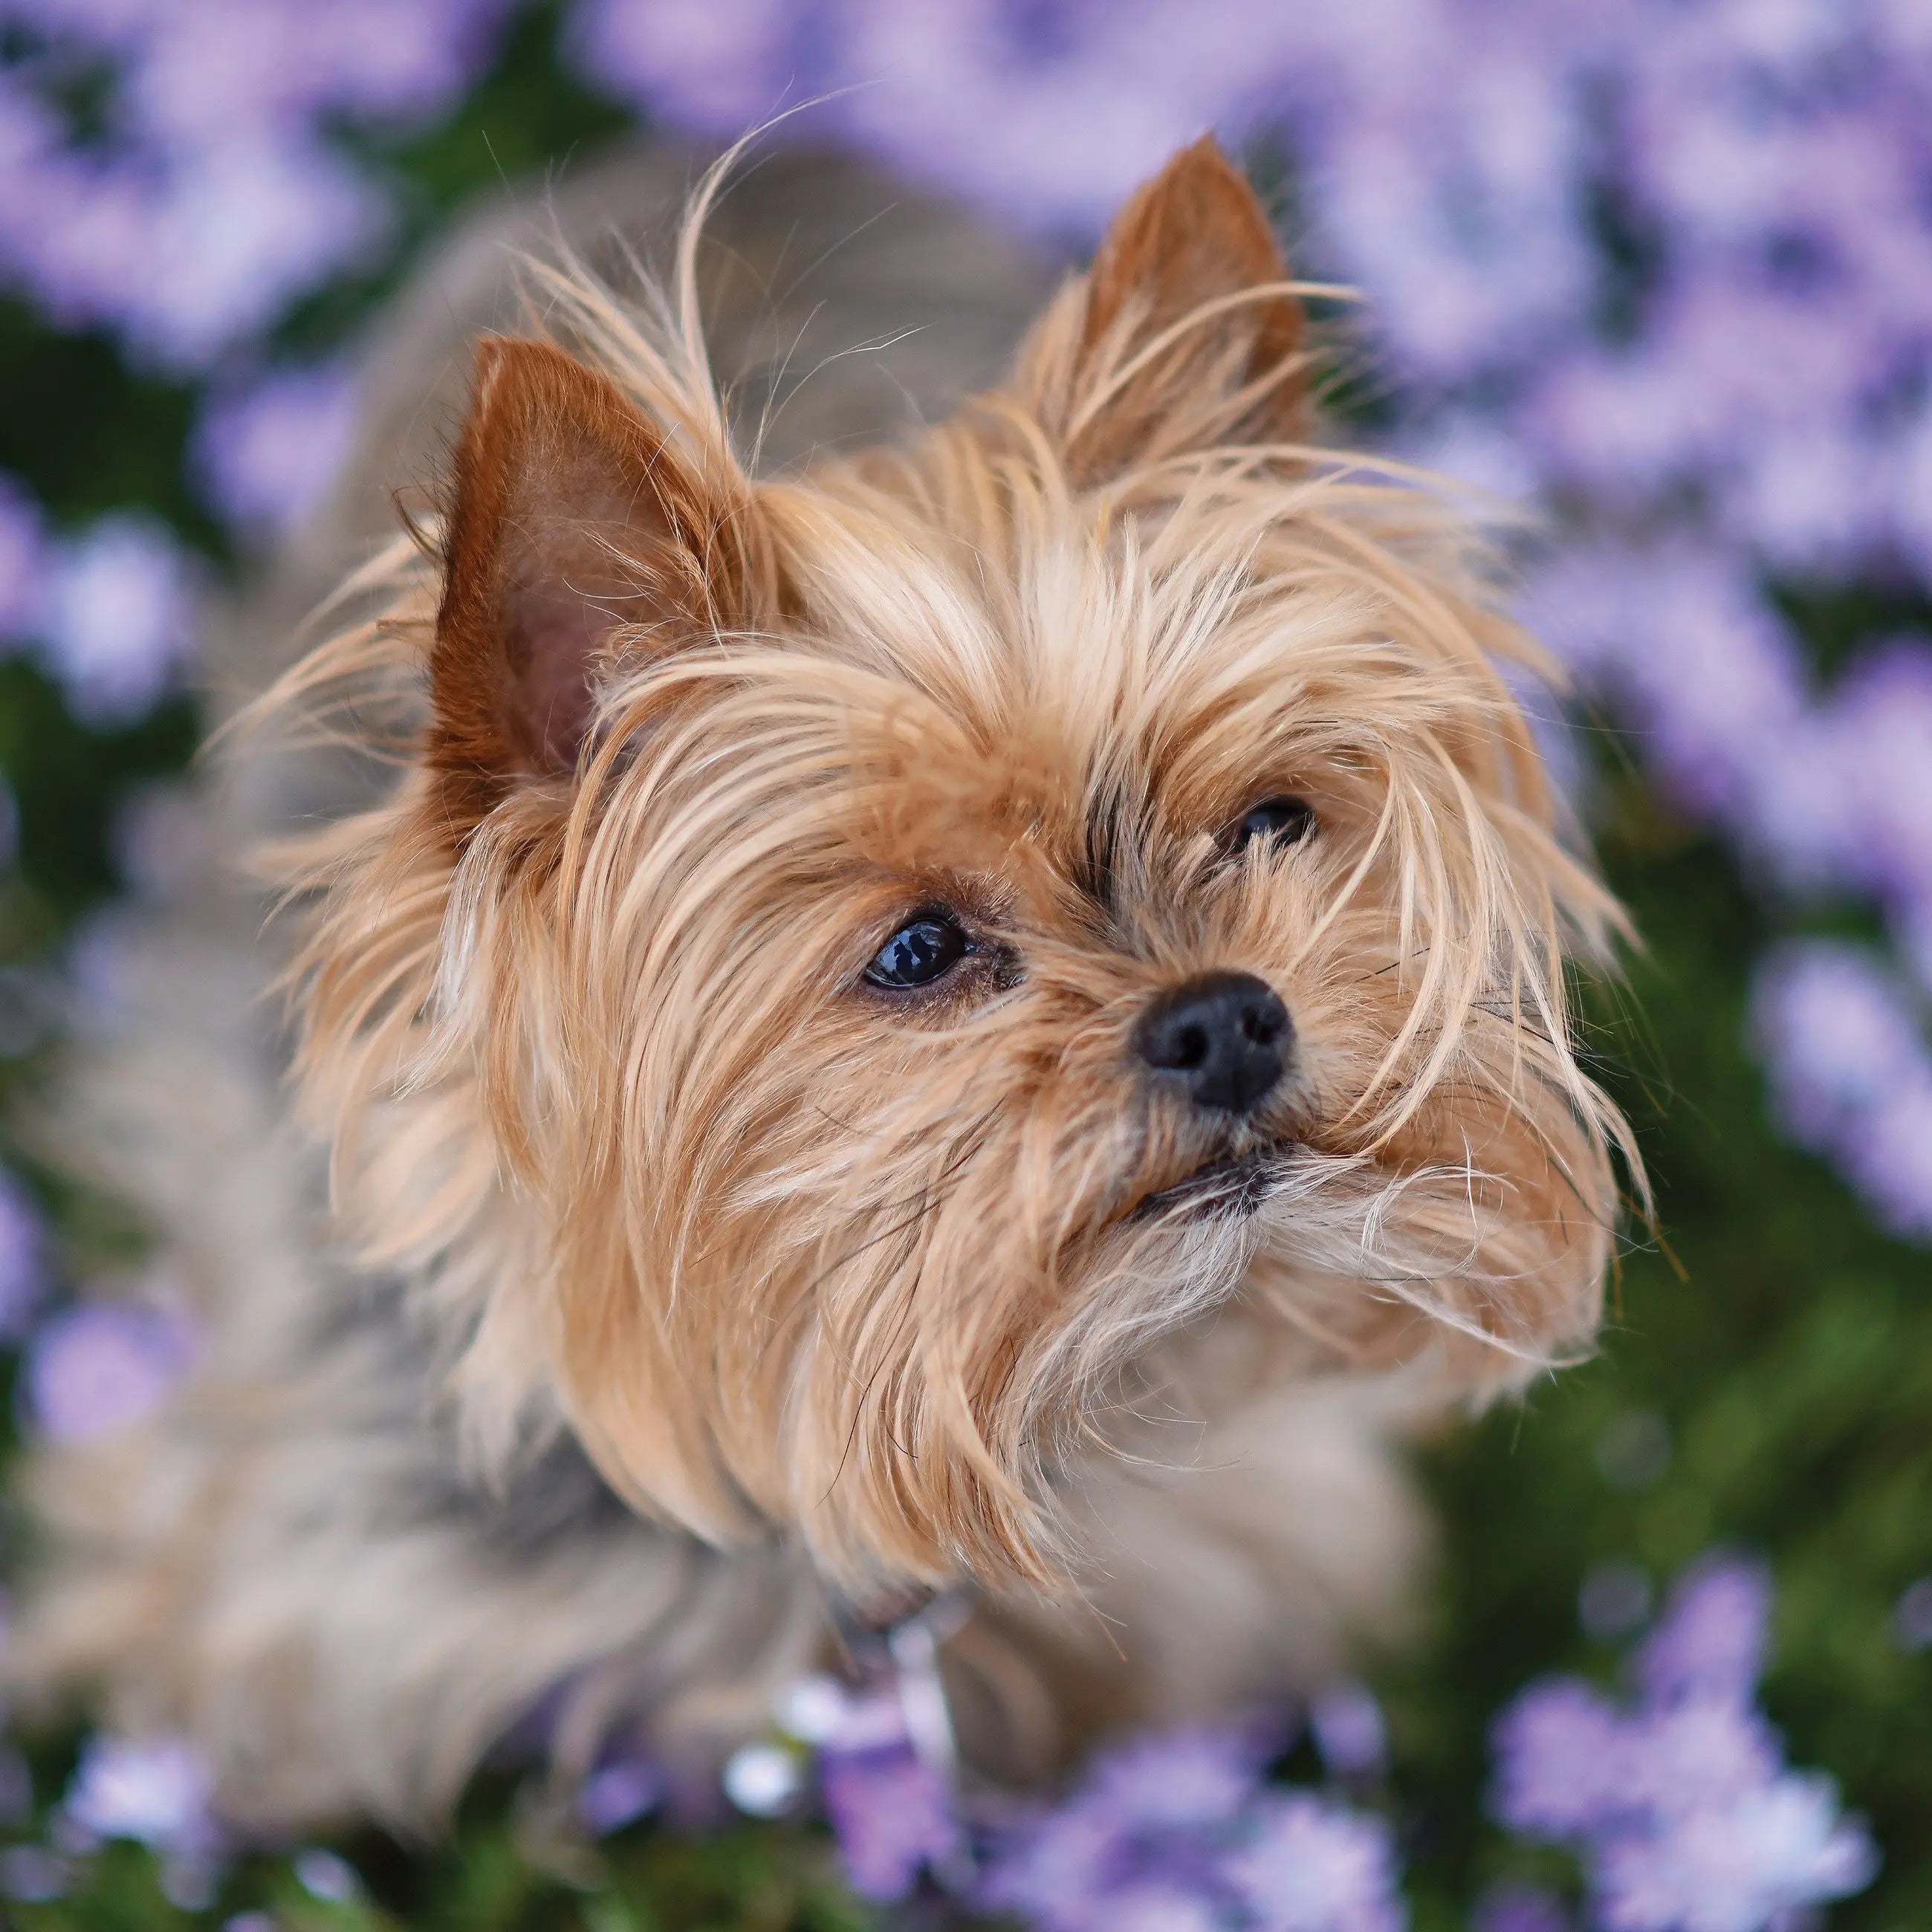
[0, 1, 1928, 1928]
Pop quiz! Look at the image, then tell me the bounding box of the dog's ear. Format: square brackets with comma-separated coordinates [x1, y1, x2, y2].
[427, 337, 754, 834]
[1025, 137, 1309, 483]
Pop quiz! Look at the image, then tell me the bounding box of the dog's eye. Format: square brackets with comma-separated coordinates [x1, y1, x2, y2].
[864, 910, 970, 990]
[1230, 795, 1317, 852]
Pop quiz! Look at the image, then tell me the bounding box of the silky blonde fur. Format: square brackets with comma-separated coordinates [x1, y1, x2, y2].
[13, 136, 1636, 1829]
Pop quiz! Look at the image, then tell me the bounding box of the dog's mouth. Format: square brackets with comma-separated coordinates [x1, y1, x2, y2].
[1129, 1143, 1295, 1222]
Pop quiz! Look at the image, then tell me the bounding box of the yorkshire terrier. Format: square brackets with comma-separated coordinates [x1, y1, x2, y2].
[13, 135, 1631, 1830]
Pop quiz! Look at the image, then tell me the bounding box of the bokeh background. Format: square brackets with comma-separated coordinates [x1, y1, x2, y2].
[0, 2, 1928, 1928]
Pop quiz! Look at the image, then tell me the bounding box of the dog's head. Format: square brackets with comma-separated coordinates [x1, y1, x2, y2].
[288, 139, 1633, 1592]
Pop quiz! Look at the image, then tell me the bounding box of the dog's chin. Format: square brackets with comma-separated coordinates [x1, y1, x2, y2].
[1129, 1141, 1298, 1223]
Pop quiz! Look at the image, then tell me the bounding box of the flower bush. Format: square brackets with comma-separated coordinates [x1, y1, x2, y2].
[0, 4, 1928, 1928]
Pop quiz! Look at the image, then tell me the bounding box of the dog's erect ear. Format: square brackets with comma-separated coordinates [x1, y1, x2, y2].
[428, 337, 750, 832]
[1027, 137, 1308, 483]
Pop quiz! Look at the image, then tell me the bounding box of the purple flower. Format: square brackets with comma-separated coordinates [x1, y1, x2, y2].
[293, 1848, 360, 1902]
[23, 1298, 196, 1442]
[1222, 1791, 1405, 1932]
[190, 362, 358, 539]
[1618, 1702, 1783, 1821]
[33, 514, 197, 724]
[820, 1745, 960, 1904]
[1309, 1682, 1387, 1780]
[0, 471, 48, 640]
[1491, 1555, 1877, 1932]
[1635, 1555, 1772, 1710]
[1752, 944, 1932, 1237]
[1491, 1679, 1630, 1839]
[0, 2, 510, 366]
[106, 137, 388, 372]
[1474, 1881, 1572, 1932]
[1592, 1773, 1878, 1932]
[563, 0, 811, 132]
[1893, 1576, 1932, 1653]
[979, 1791, 1127, 1931]
[577, 1753, 661, 1836]
[62, 1735, 220, 1859]
[809, 1682, 964, 1901]
[0, 1164, 47, 1341]
[1080, 1723, 1270, 1832]
[1753, 945, 1925, 1142]
[1091, 1878, 1227, 1932]
[978, 1719, 1401, 1932]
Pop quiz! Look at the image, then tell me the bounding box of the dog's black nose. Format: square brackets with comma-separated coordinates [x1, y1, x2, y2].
[1135, 970, 1291, 1114]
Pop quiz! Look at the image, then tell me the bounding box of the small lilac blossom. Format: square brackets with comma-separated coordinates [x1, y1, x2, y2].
[1080, 1722, 1269, 1831]
[564, 0, 811, 134]
[978, 1717, 1404, 1932]
[1892, 1576, 1932, 1652]
[0, 1161, 47, 1340]
[1618, 1702, 1783, 1821]
[114, 138, 388, 372]
[34, 514, 197, 724]
[191, 362, 358, 539]
[23, 1299, 196, 1442]
[0, 1844, 67, 1903]
[1851, 1076, 1932, 1239]
[62, 1734, 220, 1858]
[1492, 1553, 1878, 1932]
[1751, 944, 1932, 1235]
[0, 1, 508, 366]
[293, 1848, 361, 1902]
[976, 1786, 1141, 1931]
[1636, 1554, 1772, 1709]
[1309, 1682, 1387, 1780]
[577, 1753, 661, 1835]
[1490, 1679, 1629, 1839]
[0, 1745, 33, 1826]
[1753, 945, 1927, 1143]
[1096, 1878, 1226, 1932]
[1222, 1791, 1405, 1932]
[1592, 1772, 1878, 1932]
[0, 470, 47, 639]
[815, 1682, 963, 1902]
[1474, 1881, 1572, 1932]
[976, 1723, 1261, 1928]
[820, 1745, 959, 1903]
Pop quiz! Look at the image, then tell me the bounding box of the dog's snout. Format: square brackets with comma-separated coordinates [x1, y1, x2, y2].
[1135, 970, 1291, 1114]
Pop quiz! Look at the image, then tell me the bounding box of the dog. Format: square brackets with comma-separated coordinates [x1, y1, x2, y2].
[12, 134, 1633, 1832]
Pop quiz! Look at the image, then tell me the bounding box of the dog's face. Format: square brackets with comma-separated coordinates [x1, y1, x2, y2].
[294, 140, 1629, 1592]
